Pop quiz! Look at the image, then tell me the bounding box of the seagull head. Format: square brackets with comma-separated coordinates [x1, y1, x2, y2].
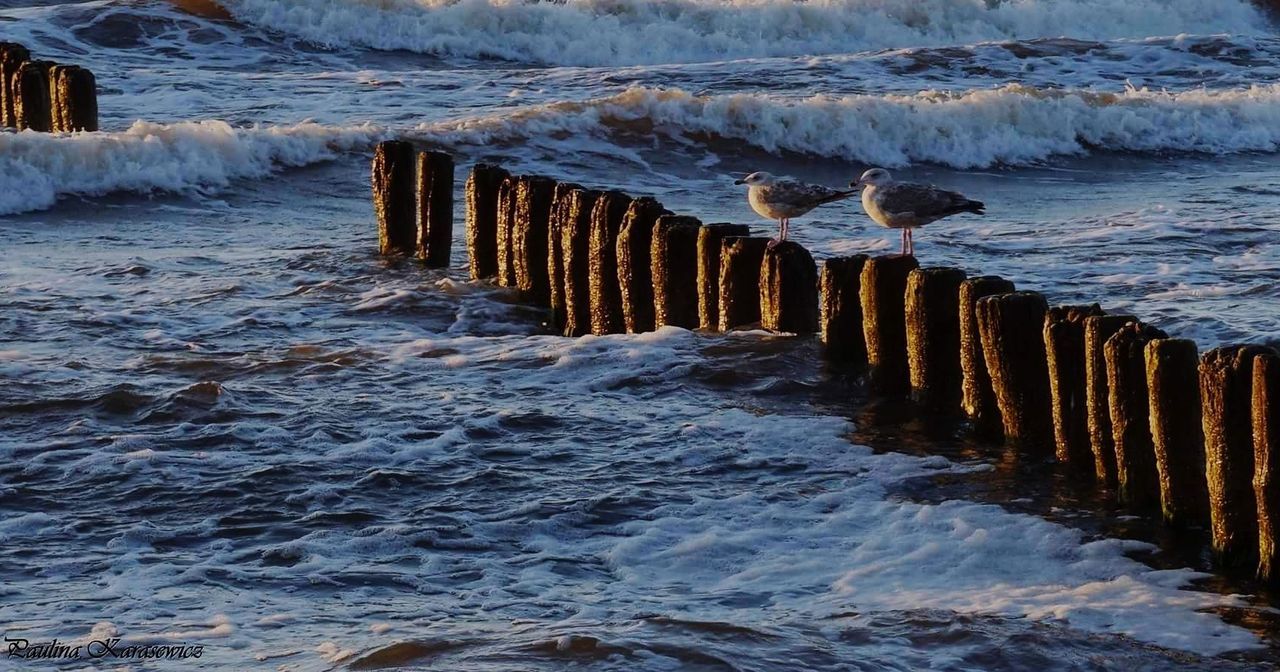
[851, 168, 892, 189]
[734, 171, 774, 187]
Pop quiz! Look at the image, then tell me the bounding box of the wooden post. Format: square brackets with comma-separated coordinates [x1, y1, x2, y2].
[415, 150, 454, 268]
[513, 175, 556, 305]
[494, 175, 518, 287]
[616, 197, 670, 334]
[1255, 352, 1280, 583]
[760, 241, 818, 334]
[1044, 304, 1103, 467]
[1084, 314, 1135, 486]
[960, 276, 1015, 437]
[651, 215, 702, 329]
[1145, 338, 1208, 527]
[588, 190, 631, 336]
[0, 42, 30, 128]
[547, 182, 581, 331]
[904, 267, 966, 412]
[1200, 345, 1273, 568]
[697, 224, 750, 331]
[975, 291, 1053, 450]
[1104, 322, 1167, 508]
[819, 255, 869, 367]
[718, 237, 770, 332]
[52, 65, 97, 132]
[465, 163, 508, 280]
[371, 140, 416, 256]
[860, 255, 919, 395]
[13, 60, 52, 132]
[561, 188, 602, 337]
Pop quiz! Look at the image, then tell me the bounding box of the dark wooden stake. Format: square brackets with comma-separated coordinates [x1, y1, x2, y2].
[1105, 321, 1167, 508]
[513, 175, 556, 305]
[1044, 304, 1104, 468]
[697, 224, 750, 331]
[616, 197, 670, 334]
[415, 150, 454, 268]
[371, 140, 416, 256]
[760, 241, 819, 334]
[819, 255, 869, 367]
[960, 276, 1015, 438]
[905, 267, 966, 412]
[54, 65, 97, 132]
[1145, 338, 1208, 528]
[860, 255, 920, 396]
[976, 291, 1053, 450]
[13, 60, 52, 132]
[588, 190, 632, 336]
[562, 188, 602, 337]
[494, 175, 519, 287]
[1084, 314, 1135, 486]
[718, 237, 770, 332]
[547, 182, 582, 331]
[1255, 351, 1280, 583]
[1200, 345, 1273, 568]
[0, 42, 30, 128]
[464, 163, 508, 280]
[651, 215, 702, 329]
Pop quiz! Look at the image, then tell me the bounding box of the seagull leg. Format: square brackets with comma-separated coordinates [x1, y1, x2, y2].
[907, 228, 914, 256]
[768, 219, 783, 249]
[900, 229, 907, 256]
[781, 219, 789, 242]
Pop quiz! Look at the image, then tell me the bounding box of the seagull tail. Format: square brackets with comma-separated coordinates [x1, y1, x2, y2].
[961, 199, 985, 215]
[813, 189, 860, 206]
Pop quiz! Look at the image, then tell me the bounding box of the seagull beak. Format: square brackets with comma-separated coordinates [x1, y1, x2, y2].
[733, 179, 745, 185]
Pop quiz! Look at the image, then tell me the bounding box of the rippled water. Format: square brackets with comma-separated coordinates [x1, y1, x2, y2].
[3, 0, 1280, 669]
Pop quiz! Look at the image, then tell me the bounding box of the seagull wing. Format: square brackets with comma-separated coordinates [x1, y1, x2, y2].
[767, 179, 858, 209]
[877, 182, 985, 220]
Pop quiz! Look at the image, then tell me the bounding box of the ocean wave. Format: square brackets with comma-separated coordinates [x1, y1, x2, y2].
[218, 0, 1272, 66]
[419, 83, 1280, 168]
[0, 121, 385, 215]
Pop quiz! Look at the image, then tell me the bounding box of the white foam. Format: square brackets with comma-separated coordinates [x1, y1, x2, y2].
[419, 83, 1280, 168]
[0, 121, 385, 215]
[220, 0, 1271, 66]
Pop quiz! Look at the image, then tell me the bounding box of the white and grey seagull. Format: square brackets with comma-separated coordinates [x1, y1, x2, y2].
[851, 168, 985, 256]
[734, 171, 856, 246]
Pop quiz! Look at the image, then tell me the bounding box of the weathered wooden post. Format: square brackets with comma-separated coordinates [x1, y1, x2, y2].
[495, 175, 519, 287]
[371, 140, 416, 256]
[51, 65, 97, 132]
[588, 190, 632, 336]
[960, 276, 1015, 437]
[1044, 305, 1103, 467]
[465, 163, 508, 280]
[513, 176, 556, 304]
[905, 267, 966, 412]
[616, 197, 670, 333]
[819, 255, 869, 367]
[651, 215, 702, 329]
[13, 60, 52, 132]
[1084, 314, 1135, 486]
[1105, 322, 1167, 508]
[1255, 352, 1280, 582]
[561, 188, 602, 337]
[718, 237, 771, 332]
[415, 150, 454, 268]
[860, 255, 919, 395]
[760, 242, 818, 334]
[976, 291, 1053, 450]
[697, 224, 750, 331]
[547, 182, 582, 331]
[0, 42, 30, 128]
[1200, 345, 1273, 568]
[1145, 338, 1208, 527]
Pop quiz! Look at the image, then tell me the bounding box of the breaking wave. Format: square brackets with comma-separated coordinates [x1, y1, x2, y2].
[420, 83, 1280, 167]
[0, 121, 385, 215]
[218, 0, 1273, 66]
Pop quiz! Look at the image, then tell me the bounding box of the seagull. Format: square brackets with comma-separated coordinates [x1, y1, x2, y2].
[734, 172, 856, 247]
[851, 168, 985, 256]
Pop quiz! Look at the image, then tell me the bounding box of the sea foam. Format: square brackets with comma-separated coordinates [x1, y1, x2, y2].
[220, 0, 1272, 66]
[0, 121, 385, 215]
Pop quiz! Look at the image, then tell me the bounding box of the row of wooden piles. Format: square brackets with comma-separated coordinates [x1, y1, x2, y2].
[0, 42, 98, 133]
[371, 142, 1280, 584]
